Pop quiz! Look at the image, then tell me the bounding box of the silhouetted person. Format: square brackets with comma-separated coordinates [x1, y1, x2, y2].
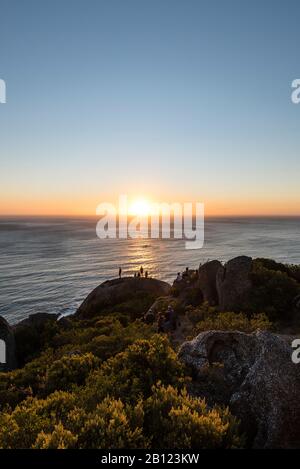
[140, 266, 144, 277]
[119, 267, 122, 278]
[167, 305, 177, 331]
[137, 272, 141, 278]
[175, 272, 182, 283]
[157, 312, 165, 333]
[182, 267, 189, 279]
[145, 271, 148, 278]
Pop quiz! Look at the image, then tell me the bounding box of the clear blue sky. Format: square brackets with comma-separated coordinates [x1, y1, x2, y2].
[1, 0, 300, 215]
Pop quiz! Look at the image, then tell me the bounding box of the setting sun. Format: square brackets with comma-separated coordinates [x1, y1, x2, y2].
[128, 198, 153, 217]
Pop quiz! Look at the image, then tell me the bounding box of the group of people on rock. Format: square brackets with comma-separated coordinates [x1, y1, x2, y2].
[142, 304, 178, 333]
[134, 266, 149, 278]
[118, 266, 197, 333]
[174, 266, 192, 284]
[157, 305, 177, 332]
[118, 266, 149, 279]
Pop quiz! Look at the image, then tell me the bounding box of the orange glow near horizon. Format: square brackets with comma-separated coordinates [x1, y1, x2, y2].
[1, 193, 300, 217]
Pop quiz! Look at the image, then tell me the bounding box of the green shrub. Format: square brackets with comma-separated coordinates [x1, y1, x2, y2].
[44, 353, 100, 393]
[0, 334, 243, 450]
[77, 398, 148, 449]
[0, 391, 76, 449]
[82, 335, 186, 407]
[143, 384, 243, 449]
[248, 260, 300, 321]
[34, 423, 78, 449]
[51, 318, 154, 361]
[196, 312, 272, 334]
[185, 302, 217, 325]
[0, 349, 56, 409]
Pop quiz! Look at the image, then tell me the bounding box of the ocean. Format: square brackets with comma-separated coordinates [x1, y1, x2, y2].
[1, 216, 300, 324]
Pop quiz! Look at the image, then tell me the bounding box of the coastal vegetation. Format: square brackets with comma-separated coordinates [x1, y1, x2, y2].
[0, 256, 299, 448]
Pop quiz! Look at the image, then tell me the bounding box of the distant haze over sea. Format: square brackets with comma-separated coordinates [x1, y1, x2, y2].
[1, 216, 300, 324]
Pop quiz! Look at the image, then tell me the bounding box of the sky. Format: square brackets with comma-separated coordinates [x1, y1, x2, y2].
[1, 0, 300, 216]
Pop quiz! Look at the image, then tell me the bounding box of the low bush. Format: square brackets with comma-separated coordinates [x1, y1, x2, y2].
[196, 312, 272, 334]
[82, 335, 186, 408]
[248, 260, 300, 321]
[0, 335, 243, 449]
[143, 384, 243, 449]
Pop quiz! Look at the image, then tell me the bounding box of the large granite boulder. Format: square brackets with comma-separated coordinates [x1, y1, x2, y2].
[14, 312, 59, 329]
[0, 315, 17, 371]
[198, 260, 222, 305]
[76, 277, 171, 319]
[13, 313, 59, 366]
[179, 330, 300, 448]
[216, 256, 252, 311]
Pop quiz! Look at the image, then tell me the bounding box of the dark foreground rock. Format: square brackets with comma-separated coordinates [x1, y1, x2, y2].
[13, 313, 59, 366]
[198, 260, 222, 305]
[14, 312, 59, 329]
[76, 277, 171, 319]
[216, 256, 252, 311]
[179, 330, 300, 448]
[0, 315, 17, 371]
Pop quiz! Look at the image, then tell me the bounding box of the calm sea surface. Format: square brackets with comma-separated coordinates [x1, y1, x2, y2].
[1, 216, 300, 324]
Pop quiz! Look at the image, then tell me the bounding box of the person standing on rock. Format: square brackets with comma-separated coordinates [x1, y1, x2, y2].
[167, 305, 177, 331]
[182, 267, 189, 279]
[118, 267, 122, 278]
[175, 272, 182, 283]
[157, 312, 165, 333]
[140, 266, 144, 277]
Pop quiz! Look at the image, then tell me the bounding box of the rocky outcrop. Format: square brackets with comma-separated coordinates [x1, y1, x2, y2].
[179, 330, 300, 448]
[13, 313, 59, 366]
[0, 315, 17, 371]
[14, 312, 59, 329]
[216, 256, 252, 311]
[76, 277, 171, 319]
[198, 260, 222, 305]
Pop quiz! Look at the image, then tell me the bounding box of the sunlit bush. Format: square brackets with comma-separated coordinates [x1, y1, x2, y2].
[196, 312, 272, 334]
[143, 384, 243, 449]
[82, 335, 186, 408]
[44, 353, 99, 393]
[0, 391, 76, 449]
[77, 398, 148, 449]
[34, 423, 78, 449]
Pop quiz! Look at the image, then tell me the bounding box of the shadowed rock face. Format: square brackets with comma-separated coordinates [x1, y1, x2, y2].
[0, 316, 17, 371]
[14, 313, 59, 329]
[13, 313, 59, 367]
[198, 260, 222, 305]
[216, 256, 252, 311]
[179, 330, 300, 448]
[76, 277, 171, 319]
